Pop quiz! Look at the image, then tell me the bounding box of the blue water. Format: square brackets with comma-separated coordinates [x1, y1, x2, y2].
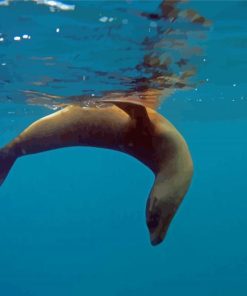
[0, 1, 247, 295]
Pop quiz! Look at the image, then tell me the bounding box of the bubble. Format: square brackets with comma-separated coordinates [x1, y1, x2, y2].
[99, 16, 108, 23]
[22, 34, 31, 39]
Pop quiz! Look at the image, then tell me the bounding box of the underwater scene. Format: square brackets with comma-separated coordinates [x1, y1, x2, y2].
[0, 0, 247, 295]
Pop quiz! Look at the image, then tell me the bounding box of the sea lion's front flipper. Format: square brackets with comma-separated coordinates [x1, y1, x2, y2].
[101, 99, 151, 128]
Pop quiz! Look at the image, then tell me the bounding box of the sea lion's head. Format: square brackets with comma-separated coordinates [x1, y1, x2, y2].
[146, 163, 193, 246]
[146, 194, 177, 246]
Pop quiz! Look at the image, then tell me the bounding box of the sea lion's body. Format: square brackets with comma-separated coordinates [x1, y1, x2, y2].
[9, 103, 180, 173]
[0, 99, 193, 245]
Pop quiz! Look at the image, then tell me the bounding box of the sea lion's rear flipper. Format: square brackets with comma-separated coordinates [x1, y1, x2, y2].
[0, 149, 16, 186]
[101, 99, 151, 127]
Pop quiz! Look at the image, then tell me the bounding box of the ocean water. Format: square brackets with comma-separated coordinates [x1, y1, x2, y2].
[0, 1, 247, 295]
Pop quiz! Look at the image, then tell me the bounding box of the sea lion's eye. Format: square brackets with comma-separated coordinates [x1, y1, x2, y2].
[147, 212, 160, 230]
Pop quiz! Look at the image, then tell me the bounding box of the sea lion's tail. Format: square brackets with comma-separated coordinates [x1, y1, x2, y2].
[0, 148, 16, 186]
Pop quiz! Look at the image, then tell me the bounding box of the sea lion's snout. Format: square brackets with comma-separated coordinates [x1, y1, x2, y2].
[150, 232, 163, 246]
[146, 197, 176, 246]
[146, 211, 162, 245]
[150, 210, 175, 246]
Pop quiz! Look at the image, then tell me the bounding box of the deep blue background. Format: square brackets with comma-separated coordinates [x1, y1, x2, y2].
[0, 1, 247, 295]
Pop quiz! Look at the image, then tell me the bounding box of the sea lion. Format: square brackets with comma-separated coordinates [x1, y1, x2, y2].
[0, 95, 193, 246]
